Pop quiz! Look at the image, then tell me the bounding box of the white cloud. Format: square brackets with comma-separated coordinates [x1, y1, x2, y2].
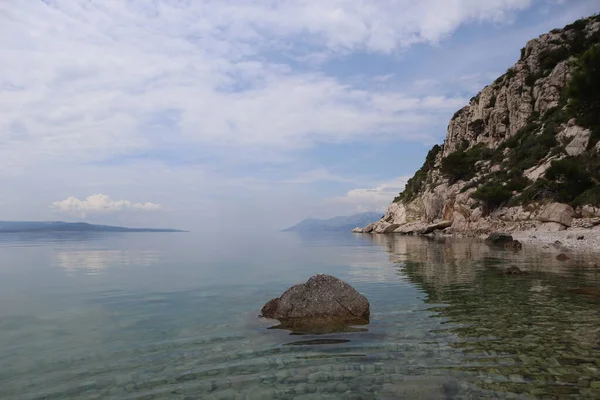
[325, 176, 410, 213]
[0, 0, 533, 172]
[52, 194, 161, 218]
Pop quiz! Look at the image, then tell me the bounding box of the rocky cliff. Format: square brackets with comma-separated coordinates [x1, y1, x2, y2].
[357, 15, 600, 235]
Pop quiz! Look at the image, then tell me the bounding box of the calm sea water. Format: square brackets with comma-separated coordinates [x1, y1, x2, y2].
[1, 231, 600, 399]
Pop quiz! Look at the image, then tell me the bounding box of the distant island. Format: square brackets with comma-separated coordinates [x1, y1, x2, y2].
[283, 212, 381, 233]
[0, 221, 186, 233]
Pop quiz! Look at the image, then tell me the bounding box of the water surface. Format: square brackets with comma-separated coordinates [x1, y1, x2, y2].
[1, 231, 599, 399]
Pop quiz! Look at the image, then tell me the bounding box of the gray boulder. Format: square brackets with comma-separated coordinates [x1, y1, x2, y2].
[539, 202, 574, 227]
[260, 274, 370, 332]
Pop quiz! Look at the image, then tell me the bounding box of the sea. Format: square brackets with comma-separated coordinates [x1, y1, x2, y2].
[1, 231, 599, 399]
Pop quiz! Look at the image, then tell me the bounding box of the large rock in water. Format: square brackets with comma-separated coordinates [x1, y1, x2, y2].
[260, 274, 370, 332]
[485, 232, 514, 245]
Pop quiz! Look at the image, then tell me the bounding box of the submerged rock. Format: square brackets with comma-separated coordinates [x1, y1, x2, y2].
[485, 232, 514, 245]
[260, 274, 370, 333]
[571, 287, 600, 298]
[556, 253, 570, 261]
[504, 239, 523, 250]
[505, 266, 524, 275]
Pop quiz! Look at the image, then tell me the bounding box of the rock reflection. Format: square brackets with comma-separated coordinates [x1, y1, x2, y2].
[267, 318, 369, 335]
[54, 249, 160, 274]
[284, 339, 351, 346]
[373, 234, 600, 398]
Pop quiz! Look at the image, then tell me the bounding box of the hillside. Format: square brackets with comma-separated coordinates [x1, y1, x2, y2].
[356, 15, 600, 235]
[0, 221, 185, 233]
[283, 212, 381, 232]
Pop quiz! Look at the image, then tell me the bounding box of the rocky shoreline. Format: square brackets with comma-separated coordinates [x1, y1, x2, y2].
[353, 202, 600, 258]
[512, 227, 600, 257]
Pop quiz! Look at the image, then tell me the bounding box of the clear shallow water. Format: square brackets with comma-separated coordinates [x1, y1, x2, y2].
[1, 232, 600, 399]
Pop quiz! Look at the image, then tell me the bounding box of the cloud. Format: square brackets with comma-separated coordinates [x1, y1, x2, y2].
[325, 176, 410, 213]
[0, 0, 534, 172]
[52, 194, 161, 218]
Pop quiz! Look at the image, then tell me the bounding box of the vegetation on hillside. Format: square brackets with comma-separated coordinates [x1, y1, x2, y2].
[566, 43, 600, 148]
[393, 145, 441, 203]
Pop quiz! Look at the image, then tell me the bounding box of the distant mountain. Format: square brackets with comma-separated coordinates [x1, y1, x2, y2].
[0, 221, 185, 233]
[283, 212, 382, 232]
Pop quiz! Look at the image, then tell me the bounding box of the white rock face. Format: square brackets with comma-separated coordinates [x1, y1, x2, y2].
[524, 158, 557, 181]
[538, 203, 574, 227]
[564, 126, 591, 156]
[382, 202, 407, 225]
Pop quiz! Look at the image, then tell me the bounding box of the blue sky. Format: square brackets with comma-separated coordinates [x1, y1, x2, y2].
[1, 0, 599, 230]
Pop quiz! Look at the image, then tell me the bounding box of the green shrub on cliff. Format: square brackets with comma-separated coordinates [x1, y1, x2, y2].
[544, 157, 594, 203]
[566, 44, 600, 147]
[574, 186, 600, 207]
[441, 144, 492, 184]
[502, 122, 557, 171]
[472, 184, 512, 211]
[395, 145, 441, 203]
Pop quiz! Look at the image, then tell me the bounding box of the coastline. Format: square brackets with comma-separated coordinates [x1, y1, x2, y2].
[355, 219, 600, 260]
[511, 226, 600, 257]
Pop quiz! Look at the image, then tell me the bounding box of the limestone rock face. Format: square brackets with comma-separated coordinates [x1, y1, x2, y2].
[382, 224, 401, 233]
[260, 274, 370, 332]
[564, 126, 591, 156]
[362, 222, 376, 233]
[524, 158, 556, 181]
[538, 203, 574, 227]
[352, 16, 599, 236]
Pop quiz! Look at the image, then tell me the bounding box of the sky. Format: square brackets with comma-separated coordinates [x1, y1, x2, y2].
[1, 0, 599, 231]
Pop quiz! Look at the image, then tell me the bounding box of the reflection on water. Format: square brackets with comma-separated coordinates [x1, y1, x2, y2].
[370, 235, 600, 399]
[54, 250, 161, 274]
[0, 232, 599, 399]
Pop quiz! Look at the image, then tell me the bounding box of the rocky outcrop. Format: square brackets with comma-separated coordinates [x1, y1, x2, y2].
[355, 15, 600, 237]
[260, 274, 370, 333]
[562, 125, 591, 156]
